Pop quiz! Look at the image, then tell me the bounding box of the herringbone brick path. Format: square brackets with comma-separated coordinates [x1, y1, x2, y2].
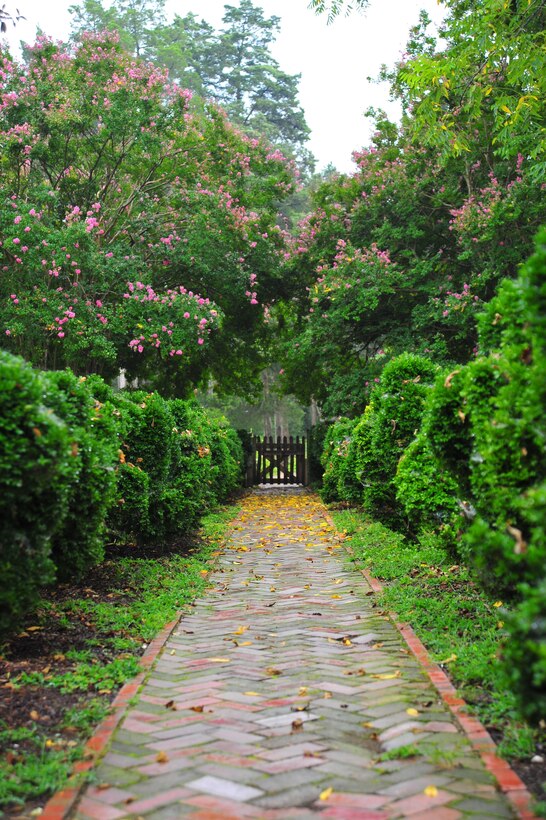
[73, 489, 516, 819]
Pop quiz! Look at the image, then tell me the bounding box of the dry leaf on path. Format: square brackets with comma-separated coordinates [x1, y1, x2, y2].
[291, 718, 304, 732]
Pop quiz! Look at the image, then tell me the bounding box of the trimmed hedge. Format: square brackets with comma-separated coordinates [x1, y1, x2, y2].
[320, 417, 359, 503]
[318, 228, 546, 723]
[0, 354, 73, 634]
[321, 353, 438, 527]
[0, 356, 244, 636]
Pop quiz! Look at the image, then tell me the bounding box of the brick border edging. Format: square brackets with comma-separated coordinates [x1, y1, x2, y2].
[361, 568, 538, 820]
[321, 508, 538, 820]
[40, 617, 179, 820]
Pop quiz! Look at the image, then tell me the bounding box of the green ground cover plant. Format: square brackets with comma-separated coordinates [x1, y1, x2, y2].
[0, 504, 238, 812]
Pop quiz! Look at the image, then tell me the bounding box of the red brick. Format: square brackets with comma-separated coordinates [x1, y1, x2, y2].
[119, 787, 191, 814]
[76, 797, 128, 819]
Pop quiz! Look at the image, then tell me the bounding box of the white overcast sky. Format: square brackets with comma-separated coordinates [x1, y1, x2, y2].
[1, 0, 445, 172]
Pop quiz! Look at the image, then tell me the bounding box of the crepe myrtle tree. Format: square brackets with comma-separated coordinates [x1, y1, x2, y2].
[0, 31, 297, 394]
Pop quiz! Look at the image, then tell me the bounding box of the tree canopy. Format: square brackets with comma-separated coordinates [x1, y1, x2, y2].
[69, 0, 311, 165]
[0, 31, 297, 396]
[277, 0, 546, 416]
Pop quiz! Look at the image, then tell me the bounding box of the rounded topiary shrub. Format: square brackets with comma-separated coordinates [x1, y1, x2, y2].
[0, 354, 76, 634]
[424, 229, 546, 599]
[423, 367, 473, 495]
[362, 353, 438, 525]
[106, 391, 179, 541]
[395, 434, 460, 534]
[320, 417, 359, 503]
[42, 370, 119, 580]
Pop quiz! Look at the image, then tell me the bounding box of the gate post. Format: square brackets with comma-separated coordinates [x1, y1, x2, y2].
[246, 436, 257, 487]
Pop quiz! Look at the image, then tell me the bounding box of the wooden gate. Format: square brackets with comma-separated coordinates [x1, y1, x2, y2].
[251, 436, 307, 485]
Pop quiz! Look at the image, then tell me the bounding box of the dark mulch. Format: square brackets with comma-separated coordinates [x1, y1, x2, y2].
[488, 727, 546, 808]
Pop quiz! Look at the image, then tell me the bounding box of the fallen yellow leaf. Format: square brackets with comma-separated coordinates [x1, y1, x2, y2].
[155, 751, 169, 763]
[424, 785, 438, 797]
[208, 658, 231, 663]
[244, 691, 260, 696]
[437, 653, 457, 664]
[319, 787, 333, 801]
[494, 601, 503, 608]
[331, 594, 341, 600]
[406, 708, 419, 716]
[373, 671, 401, 680]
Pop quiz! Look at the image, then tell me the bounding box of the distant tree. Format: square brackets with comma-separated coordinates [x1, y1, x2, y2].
[0, 3, 24, 33]
[70, 0, 165, 58]
[308, 0, 369, 23]
[69, 0, 311, 164]
[212, 1, 309, 152]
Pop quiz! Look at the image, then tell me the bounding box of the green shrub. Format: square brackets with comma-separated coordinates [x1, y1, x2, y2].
[168, 399, 216, 531]
[108, 462, 151, 538]
[425, 238, 545, 593]
[502, 576, 546, 726]
[395, 435, 460, 534]
[423, 367, 473, 495]
[359, 354, 438, 525]
[422, 229, 546, 722]
[320, 417, 359, 503]
[41, 371, 119, 580]
[0, 355, 244, 635]
[0, 354, 75, 634]
[105, 391, 180, 541]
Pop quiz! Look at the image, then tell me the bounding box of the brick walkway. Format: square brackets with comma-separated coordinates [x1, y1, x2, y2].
[73, 490, 517, 819]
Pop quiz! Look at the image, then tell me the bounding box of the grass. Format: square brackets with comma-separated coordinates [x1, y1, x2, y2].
[0, 503, 239, 810]
[0, 723, 83, 808]
[331, 510, 542, 761]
